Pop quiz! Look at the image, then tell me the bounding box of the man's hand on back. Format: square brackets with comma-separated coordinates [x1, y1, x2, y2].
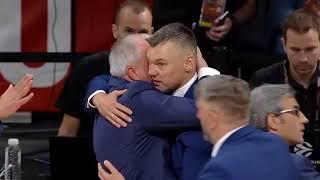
[98, 160, 125, 180]
[93, 89, 132, 128]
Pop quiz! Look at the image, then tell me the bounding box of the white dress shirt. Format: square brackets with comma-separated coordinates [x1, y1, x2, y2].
[172, 73, 197, 97]
[211, 125, 247, 158]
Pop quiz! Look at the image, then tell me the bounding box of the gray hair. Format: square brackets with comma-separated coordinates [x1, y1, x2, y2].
[250, 84, 295, 130]
[109, 34, 150, 77]
[195, 75, 250, 121]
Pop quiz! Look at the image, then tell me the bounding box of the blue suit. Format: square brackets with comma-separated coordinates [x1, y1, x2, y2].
[86, 75, 213, 180]
[198, 125, 299, 180]
[91, 75, 200, 180]
[171, 82, 212, 180]
[291, 153, 320, 180]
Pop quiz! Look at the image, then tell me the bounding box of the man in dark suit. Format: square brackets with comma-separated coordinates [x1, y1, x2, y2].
[250, 84, 320, 180]
[97, 75, 299, 180]
[194, 75, 298, 180]
[92, 33, 205, 180]
[86, 23, 219, 180]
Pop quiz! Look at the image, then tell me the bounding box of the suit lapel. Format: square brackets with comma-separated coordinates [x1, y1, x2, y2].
[184, 80, 198, 98]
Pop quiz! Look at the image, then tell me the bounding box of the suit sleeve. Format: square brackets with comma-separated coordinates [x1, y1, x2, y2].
[294, 154, 320, 180]
[83, 75, 111, 112]
[198, 161, 229, 180]
[130, 88, 200, 131]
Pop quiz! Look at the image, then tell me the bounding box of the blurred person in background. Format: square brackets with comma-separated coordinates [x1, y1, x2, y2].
[305, 0, 320, 16]
[152, 0, 256, 74]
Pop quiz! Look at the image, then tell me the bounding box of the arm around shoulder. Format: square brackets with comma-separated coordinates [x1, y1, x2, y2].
[131, 87, 199, 131]
[84, 75, 111, 110]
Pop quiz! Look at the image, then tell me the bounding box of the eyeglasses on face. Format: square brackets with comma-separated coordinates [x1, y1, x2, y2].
[274, 109, 301, 117]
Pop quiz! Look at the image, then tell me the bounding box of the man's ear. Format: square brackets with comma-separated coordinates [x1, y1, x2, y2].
[127, 66, 138, 80]
[112, 24, 118, 39]
[184, 55, 195, 72]
[266, 113, 279, 131]
[281, 37, 287, 54]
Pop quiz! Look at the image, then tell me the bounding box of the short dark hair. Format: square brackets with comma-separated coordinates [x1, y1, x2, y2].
[146, 23, 197, 52]
[283, 8, 320, 40]
[114, 0, 151, 24]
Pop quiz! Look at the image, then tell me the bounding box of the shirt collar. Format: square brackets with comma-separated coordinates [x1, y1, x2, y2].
[172, 73, 197, 97]
[211, 125, 247, 158]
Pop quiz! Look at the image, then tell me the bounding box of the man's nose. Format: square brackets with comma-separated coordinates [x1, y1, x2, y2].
[301, 112, 309, 124]
[148, 64, 157, 76]
[299, 56, 309, 62]
[297, 51, 310, 62]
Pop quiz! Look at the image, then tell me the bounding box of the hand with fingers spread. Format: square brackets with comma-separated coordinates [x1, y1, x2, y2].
[92, 89, 132, 128]
[206, 17, 232, 42]
[98, 160, 125, 180]
[0, 73, 34, 118]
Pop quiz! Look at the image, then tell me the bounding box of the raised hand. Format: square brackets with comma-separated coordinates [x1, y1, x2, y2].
[0, 73, 34, 118]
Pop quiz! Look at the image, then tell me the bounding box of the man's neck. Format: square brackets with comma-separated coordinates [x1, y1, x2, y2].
[179, 72, 196, 89]
[289, 68, 315, 89]
[211, 121, 247, 144]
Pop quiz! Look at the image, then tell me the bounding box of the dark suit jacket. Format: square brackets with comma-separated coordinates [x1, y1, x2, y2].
[171, 79, 212, 180]
[198, 125, 299, 180]
[92, 75, 200, 180]
[87, 75, 213, 180]
[291, 153, 320, 180]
